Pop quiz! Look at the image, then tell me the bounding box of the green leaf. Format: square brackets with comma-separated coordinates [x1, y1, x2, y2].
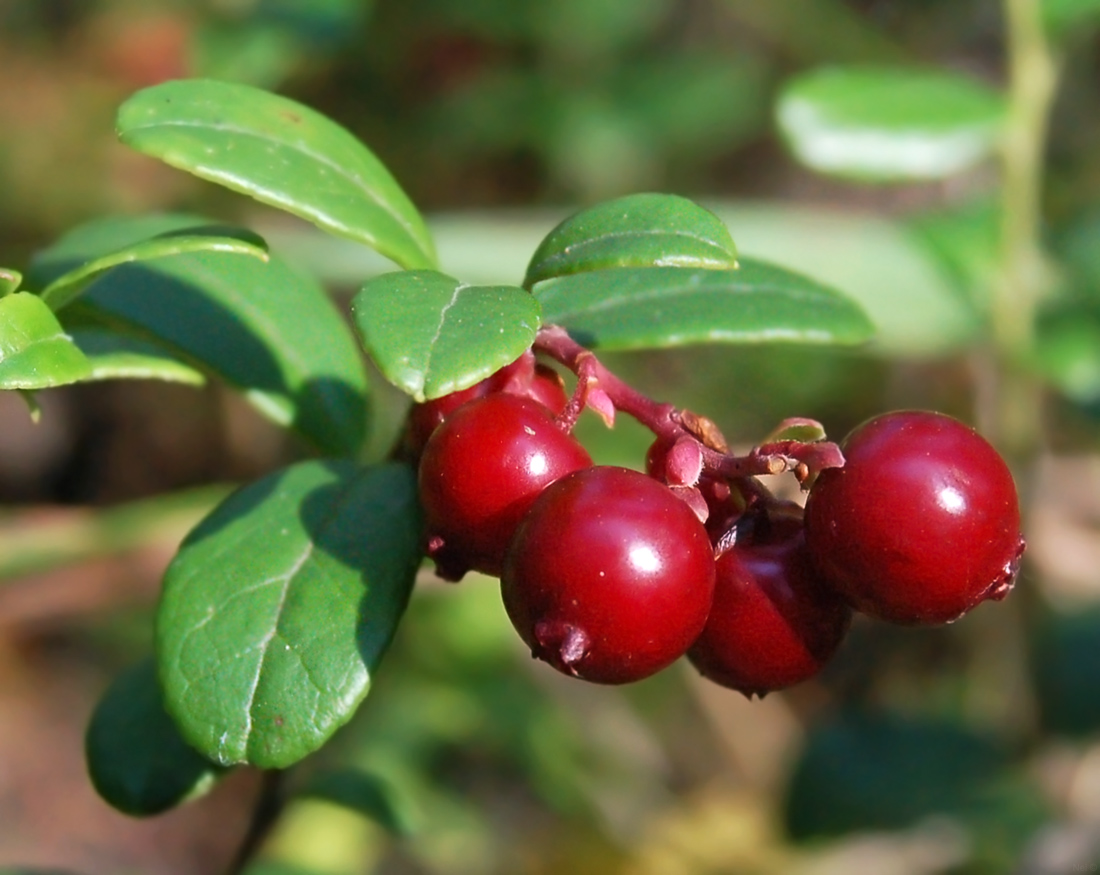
[1033, 606, 1100, 737]
[28, 214, 212, 286]
[533, 261, 873, 350]
[301, 768, 415, 834]
[39, 227, 268, 311]
[33, 214, 368, 457]
[0, 267, 21, 296]
[117, 79, 437, 270]
[71, 328, 206, 386]
[784, 711, 1008, 839]
[157, 460, 423, 768]
[86, 657, 225, 816]
[0, 293, 92, 389]
[710, 201, 981, 356]
[353, 270, 541, 401]
[776, 66, 1006, 181]
[523, 193, 738, 289]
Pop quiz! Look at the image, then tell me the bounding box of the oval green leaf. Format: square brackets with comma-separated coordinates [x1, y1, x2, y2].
[0, 293, 92, 389]
[776, 66, 1006, 181]
[533, 260, 873, 350]
[117, 79, 437, 270]
[71, 328, 206, 386]
[85, 657, 225, 816]
[156, 460, 423, 768]
[33, 214, 368, 457]
[523, 193, 738, 289]
[353, 270, 541, 401]
[40, 228, 269, 311]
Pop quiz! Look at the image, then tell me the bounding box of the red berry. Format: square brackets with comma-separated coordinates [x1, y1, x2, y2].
[406, 382, 489, 458]
[419, 393, 591, 579]
[404, 354, 568, 456]
[804, 410, 1025, 625]
[688, 526, 851, 698]
[501, 466, 716, 685]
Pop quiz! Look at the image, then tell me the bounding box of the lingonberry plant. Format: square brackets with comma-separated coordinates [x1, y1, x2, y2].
[0, 75, 1026, 865]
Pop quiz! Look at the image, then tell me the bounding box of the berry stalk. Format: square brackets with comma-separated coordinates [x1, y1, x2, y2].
[533, 324, 844, 489]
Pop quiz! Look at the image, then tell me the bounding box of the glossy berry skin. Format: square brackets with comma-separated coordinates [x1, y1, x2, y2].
[502, 466, 716, 685]
[405, 355, 568, 457]
[419, 392, 590, 579]
[688, 529, 851, 698]
[804, 410, 1024, 625]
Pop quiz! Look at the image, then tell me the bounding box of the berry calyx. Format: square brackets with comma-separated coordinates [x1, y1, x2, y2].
[804, 410, 1025, 625]
[688, 521, 851, 698]
[419, 392, 591, 580]
[501, 466, 716, 685]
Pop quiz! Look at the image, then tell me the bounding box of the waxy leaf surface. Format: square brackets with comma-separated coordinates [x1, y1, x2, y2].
[777, 67, 1005, 181]
[0, 293, 91, 389]
[157, 461, 422, 768]
[71, 328, 206, 386]
[85, 658, 224, 816]
[353, 270, 541, 401]
[523, 193, 737, 288]
[533, 260, 873, 350]
[31, 215, 367, 456]
[118, 79, 437, 269]
[39, 228, 268, 311]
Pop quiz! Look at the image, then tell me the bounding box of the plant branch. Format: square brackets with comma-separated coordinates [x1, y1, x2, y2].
[534, 325, 843, 491]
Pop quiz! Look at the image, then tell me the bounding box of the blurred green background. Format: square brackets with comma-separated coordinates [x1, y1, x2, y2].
[2, 0, 1100, 873]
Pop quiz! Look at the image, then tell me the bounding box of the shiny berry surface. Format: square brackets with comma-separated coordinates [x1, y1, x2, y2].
[688, 529, 851, 697]
[404, 354, 568, 457]
[419, 393, 591, 579]
[502, 466, 716, 685]
[804, 410, 1024, 625]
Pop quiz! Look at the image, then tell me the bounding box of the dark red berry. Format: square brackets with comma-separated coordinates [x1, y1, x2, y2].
[804, 410, 1025, 625]
[404, 353, 568, 456]
[419, 392, 591, 579]
[501, 466, 716, 684]
[688, 526, 851, 698]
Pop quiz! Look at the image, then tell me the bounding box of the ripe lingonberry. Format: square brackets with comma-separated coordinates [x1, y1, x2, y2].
[688, 520, 851, 698]
[405, 353, 568, 457]
[804, 410, 1024, 625]
[502, 466, 716, 685]
[419, 392, 590, 580]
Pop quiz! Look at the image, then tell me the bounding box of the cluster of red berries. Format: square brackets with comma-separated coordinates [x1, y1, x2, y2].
[411, 352, 1025, 697]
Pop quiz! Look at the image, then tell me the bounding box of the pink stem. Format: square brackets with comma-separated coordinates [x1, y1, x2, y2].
[533, 325, 843, 489]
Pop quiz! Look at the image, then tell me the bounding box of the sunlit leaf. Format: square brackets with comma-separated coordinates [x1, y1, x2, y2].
[353, 270, 541, 401]
[118, 79, 437, 269]
[86, 658, 225, 816]
[523, 193, 738, 288]
[533, 260, 872, 350]
[71, 328, 206, 386]
[0, 293, 91, 389]
[157, 461, 422, 768]
[32, 214, 368, 456]
[776, 66, 1006, 181]
[39, 228, 268, 311]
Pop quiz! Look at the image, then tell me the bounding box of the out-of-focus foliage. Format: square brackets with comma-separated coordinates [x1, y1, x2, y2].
[5, 1, 1100, 874]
